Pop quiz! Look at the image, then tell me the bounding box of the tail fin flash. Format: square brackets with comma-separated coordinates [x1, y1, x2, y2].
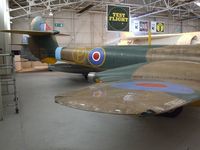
[0, 16, 56, 35]
[31, 16, 52, 31]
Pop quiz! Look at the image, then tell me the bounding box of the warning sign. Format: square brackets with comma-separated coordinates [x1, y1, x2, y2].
[156, 22, 164, 32]
[151, 21, 165, 33]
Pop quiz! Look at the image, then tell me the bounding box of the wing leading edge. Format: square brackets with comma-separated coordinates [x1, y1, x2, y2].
[0, 29, 57, 36]
[55, 80, 200, 115]
[55, 61, 200, 115]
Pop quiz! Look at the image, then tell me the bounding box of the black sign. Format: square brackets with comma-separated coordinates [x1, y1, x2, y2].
[107, 5, 130, 32]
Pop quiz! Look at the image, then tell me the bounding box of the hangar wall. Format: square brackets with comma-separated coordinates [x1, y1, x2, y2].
[11, 11, 200, 50]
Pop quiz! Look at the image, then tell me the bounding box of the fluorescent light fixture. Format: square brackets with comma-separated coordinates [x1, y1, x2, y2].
[194, 1, 200, 7]
[49, 10, 53, 16]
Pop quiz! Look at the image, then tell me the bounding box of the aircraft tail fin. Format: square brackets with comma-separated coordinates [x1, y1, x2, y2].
[0, 16, 59, 36]
[31, 16, 51, 31]
[0, 16, 60, 64]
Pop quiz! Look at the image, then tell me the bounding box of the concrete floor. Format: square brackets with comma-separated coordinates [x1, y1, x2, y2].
[0, 71, 200, 150]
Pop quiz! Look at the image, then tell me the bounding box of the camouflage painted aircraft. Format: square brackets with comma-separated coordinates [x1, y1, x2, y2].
[1, 16, 200, 117]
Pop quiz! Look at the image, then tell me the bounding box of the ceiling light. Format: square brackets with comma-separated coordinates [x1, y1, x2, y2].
[194, 1, 200, 7]
[49, 10, 53, 16]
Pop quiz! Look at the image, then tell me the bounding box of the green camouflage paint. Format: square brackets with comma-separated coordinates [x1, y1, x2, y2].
[29, 35, 58, 60]
[101, 45, 161, 69]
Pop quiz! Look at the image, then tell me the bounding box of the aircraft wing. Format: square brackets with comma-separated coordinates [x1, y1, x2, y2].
[122, 33, 180, 40]
[55, 61, 200, 115]
[57, 33, 70, 36]
[1, 30, 70, 36]
[10, 43, 28, 46]
[0, 29, 57, 36]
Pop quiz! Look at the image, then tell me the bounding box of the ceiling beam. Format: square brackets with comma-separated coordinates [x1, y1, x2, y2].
[132, 0, 196, 19]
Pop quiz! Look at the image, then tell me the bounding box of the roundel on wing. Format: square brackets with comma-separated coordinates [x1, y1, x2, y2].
[111, 81, 194, 94]
[88, 47, 106, 66]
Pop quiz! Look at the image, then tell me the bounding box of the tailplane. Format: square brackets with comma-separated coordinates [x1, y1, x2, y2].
[0, 16, 61, 64]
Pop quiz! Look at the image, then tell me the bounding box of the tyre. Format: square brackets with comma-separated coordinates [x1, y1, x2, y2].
[82, 73, 88, 80]
[15, 108, 19, 114]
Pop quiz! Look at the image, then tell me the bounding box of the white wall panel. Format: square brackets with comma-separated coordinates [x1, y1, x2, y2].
[92, 14, 104, 46]
[75, 16, 91, 32]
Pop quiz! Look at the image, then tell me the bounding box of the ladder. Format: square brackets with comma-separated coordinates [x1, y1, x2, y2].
[0, 53, 19, 120]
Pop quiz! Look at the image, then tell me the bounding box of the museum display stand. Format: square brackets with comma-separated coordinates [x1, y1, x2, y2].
[0, 53, 19, 120]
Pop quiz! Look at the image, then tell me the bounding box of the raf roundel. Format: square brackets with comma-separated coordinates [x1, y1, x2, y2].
[88, 48, 106, 66]
[111, 81, 194, 94]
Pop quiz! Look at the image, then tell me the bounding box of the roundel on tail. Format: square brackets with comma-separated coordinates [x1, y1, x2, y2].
[88, 47, 106, 66]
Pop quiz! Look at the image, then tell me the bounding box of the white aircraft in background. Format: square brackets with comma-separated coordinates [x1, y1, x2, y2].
[106, 31, 200, 45]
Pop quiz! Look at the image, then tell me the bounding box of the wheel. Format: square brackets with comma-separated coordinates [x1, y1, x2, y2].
[159, 107, 183, 118]
[82, 73, 88, 80]
[15, 108, 19, 114]
[48, 68, 53, 71]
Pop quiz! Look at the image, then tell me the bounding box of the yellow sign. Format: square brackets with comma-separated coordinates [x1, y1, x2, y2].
[109, 13, 128, 22]
[156, 22, 164, 32]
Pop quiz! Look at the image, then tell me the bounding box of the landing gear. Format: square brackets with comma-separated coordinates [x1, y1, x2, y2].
[82, 73, 88, 80]
[15, 108, 19, 114]
[14, 97, 19, 114]
[48, 64, 53, 71]
[159, 107, 183, 118]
